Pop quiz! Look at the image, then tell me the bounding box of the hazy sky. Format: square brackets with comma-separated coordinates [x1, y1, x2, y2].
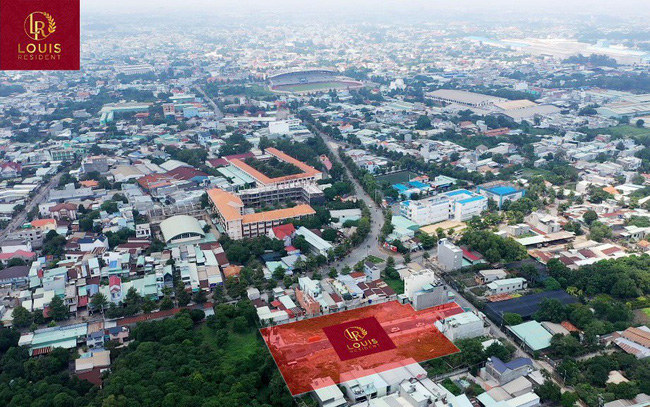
[82, 0, 650, 17]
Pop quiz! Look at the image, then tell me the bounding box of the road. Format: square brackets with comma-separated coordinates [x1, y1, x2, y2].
[195, 85, 224, 120]
[319, 134, 385, 269]
[0, 172, 63, 242]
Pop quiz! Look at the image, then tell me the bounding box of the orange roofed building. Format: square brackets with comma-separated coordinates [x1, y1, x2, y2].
[207, 188, 315, 240]
[227, 147, 322, 188]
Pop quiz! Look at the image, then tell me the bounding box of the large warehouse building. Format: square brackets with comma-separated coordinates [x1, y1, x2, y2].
[159, 215, 205, 244]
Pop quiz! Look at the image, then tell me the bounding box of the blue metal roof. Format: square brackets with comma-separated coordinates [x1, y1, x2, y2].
[392, 184, 409, 192]
[408, 181, 428, 188]
[488, 186, 518, 195]
[457, 196, 486, 205]
[445, 189, 471, 197]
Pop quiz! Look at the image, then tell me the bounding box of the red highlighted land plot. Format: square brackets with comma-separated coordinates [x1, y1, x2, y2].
[260, 300, 464, 395]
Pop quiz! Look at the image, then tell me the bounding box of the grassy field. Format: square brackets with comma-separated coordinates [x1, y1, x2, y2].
[584, 125, 650, 138]
[384, 277, 404, 294]
[366, 255, 385, 264]
[273, 81, 357, 93]
[376, 171, 421, 185]
[201, 325, 260, 360]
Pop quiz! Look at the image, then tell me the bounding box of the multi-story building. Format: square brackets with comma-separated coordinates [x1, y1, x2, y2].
[437, 238, 463, 271]
[226, 147, 322, 189]
[400, 189, 487, 226]
[443, 189, 488, 221]
[81, 155, 109, 174]
[477, 184, 526, 209]
[207, 188, 315, 240]
[399, 196, 450, 226]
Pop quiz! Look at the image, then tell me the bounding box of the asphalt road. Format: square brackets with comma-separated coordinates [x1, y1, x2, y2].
[320, 135, 385, 269]
[196, 85, 224, 120]
[0, 172, 62, 242]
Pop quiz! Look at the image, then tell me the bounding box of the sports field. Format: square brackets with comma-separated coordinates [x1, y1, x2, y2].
[376, 171, 421, 185]
[260, 300, 462, 395]
[272, 81, 361, 93]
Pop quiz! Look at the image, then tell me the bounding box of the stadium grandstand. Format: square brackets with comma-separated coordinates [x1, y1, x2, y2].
[268, 69, 363, 94]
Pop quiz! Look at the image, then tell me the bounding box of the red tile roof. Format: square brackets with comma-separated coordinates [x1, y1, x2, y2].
[272, 224, 296, 240]
[166, 166, 208, 181]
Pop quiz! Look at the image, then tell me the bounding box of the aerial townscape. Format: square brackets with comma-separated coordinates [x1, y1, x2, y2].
[2, 0, 650, 406]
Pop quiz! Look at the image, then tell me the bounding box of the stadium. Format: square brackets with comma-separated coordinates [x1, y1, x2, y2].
[268, 69, 363, 94]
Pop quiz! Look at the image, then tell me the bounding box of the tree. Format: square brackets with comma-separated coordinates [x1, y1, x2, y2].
[415, 114, 432, 130]
[582, 210, 598, 225]
[48, 295, 69, 321]
[193, 290, 207, 304]
[321, 229, 338, 242]
[589, 221, 612, 242]
[503, 313, 523, 326]
[636, 119, 645, 128]
[534, 299, 567, 323]
[273, 265, 286, 280]
[12, 305, 33, 328]
[233, 316, 248, 333]
[536, 380, 561, 403]
[485, 341, 512, 362]
[159, 296, 174, 310]
[142, 297, 156, 314]
[90, 292, 108, 314]
[176, 288, 191, 307]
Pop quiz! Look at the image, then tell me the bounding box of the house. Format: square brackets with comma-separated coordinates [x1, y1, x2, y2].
[486, 277, 527, 295]
[485, 357, 534, 385]
[268, 224, 296, 247]
[604, 394, 650, 407]
[86, 331, 105, 349]
[75, 349, 111, 386]
[47, 203, 78, 220]
[1, 239, 32, 254]
[311, 377, 346, 407]
[79, 235, 109, 252]
[364, 261, 380, 281]
[0, 162, 22, 178]
[0, 265, 31, 286]
[105, 326, 129, 344]
[476, 269, 508, 284]
[438, 238, 463, 271]
[135, 223, 151, 239]
[435, 312, 487, 341]
[0, 250, 36, 266]
[108, 276, 122, 303]
[30, 218, 57, 232]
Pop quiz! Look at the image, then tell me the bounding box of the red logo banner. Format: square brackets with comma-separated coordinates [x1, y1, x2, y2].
[1, 0, 80, 70]
[323, 316, 397, 361]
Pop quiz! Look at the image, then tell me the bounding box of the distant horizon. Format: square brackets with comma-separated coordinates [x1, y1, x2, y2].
[82, 0, 650, 18]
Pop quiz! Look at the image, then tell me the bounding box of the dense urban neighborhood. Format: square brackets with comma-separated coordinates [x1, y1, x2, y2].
[1, 2, 650, 407]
